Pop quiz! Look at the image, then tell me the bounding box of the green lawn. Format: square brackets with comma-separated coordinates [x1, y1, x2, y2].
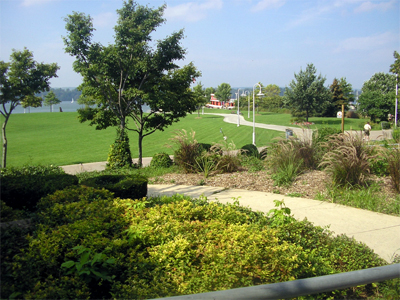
[1, 112, 284, 167]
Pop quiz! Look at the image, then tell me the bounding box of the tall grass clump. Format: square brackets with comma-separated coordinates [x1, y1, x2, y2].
[319, 132, 374, 187]
[382, 145, 400, 193]
[168, 129, 201, 173]
[267, 140, 304, 186]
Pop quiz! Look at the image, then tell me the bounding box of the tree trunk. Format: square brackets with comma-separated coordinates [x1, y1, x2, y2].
[2, 115, 10, 168]
[138, 131, 143, 168]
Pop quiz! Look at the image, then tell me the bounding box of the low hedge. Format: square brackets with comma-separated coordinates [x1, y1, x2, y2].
[1, 189, 391, 300]
[80, 174, 147, 199]
[0, 165, 78, 211]
[150, 152, 173, 168]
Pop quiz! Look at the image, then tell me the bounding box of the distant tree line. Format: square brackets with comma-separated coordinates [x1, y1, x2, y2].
[37, 88, 81, 102]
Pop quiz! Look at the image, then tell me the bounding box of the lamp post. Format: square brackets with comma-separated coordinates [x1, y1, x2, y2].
[253, 83, 264, 145]
[236, 89, 241, 127]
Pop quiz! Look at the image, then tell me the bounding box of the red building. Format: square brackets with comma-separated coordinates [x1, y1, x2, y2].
[206, 94, 235, 109]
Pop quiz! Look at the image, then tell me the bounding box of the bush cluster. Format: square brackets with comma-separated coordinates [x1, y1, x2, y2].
[0, 165, 78, 211]
[107, 128, 132, 169]
[1, 189, 389, 299]
[150, 152, 173, 168]
[80, 174, 147, 199]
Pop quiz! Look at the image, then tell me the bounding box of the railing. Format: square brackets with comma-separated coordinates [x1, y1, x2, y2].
[151, 264, 400, 300]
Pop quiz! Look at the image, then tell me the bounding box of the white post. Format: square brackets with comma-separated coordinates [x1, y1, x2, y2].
[395, 74, 398, 128]
[252, 83, 264, 146]
[237, 89, 240, 127]
[248, 94, 250, 119]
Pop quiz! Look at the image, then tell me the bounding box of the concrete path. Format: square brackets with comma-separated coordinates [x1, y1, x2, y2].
[206, 112, 393, 141]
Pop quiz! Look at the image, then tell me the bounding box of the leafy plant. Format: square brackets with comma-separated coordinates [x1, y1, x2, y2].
[266, 200, 295, 227]
[381, 145, 400, 193]
[392, 128, 400, 143]
[61, 246, 115, 283]
[195, 152, 218, 178]
[240, 143, 259, 158]
[150, 152, 173, 168]
[211, 140, 242, 173]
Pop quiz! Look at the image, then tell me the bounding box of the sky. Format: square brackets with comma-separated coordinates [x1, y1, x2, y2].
[1, 0, 399, 90]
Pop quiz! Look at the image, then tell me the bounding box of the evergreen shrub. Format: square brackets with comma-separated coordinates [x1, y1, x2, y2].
[381, 121, 391, 130]
[0, 165, 78, 211]
[392, 128, 400, 143]
[150, 152, 173, 168]
[107, 128, 132, 169]
[80, 174, 147, 199]
[240, 143, 259, 158]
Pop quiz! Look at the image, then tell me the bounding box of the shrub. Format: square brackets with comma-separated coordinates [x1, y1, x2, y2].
[0, 165, 78, 211]
[312, 127, 342, 145]
[150, 152, 172, 168]
[212, 141, 242, 173]
[80, 174, 147, 199]
[240, 144, 259, 158]
[2, 193, 388, 300]
[168, 129, 202, 173]
[241, 156, 265, 172]
[319, 132, 374, 187]
[198, 143, 212, 152]
[381, 121, 391, 130]
[106, 128, 132, 169]
[346, 110, 359, 118]
[392, 128, 400, 143]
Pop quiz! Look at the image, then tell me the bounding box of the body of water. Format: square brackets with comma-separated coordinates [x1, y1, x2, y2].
[12, 101, 150, 114]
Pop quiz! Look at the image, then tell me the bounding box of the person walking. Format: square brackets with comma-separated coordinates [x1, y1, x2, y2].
[363, 121, 372, 141]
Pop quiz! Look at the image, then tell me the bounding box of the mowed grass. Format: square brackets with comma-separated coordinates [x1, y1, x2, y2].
[1, 112, 284, 167]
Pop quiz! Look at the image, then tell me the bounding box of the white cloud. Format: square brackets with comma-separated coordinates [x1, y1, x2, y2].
[20, 0, 53, 7]
[164, 0, 223, 22]
[354, 0, 396, 13]
[251, 0, 285, 12]
[334, 32, 396, 52]
[93, 12, 118, 28]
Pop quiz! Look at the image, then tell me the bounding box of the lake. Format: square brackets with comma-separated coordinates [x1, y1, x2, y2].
[12, 101, 150, 114]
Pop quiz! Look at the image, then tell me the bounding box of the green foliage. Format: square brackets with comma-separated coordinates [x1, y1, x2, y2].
[392, 128, 400, 143]
[0, 47, 59, 168]
[382, 146, 400, 193]
[64, 1, 200, 167]
[240, 156, 265, 172]
[381, 121, 391, 129]
[312, 127, 342, 145]
[214, 82, 232, 102]
[0, 165, 78, 211]
[319, 133, 374, 187]
[80, 174, 147, 199]
[150, 152, 173, 168]
[61, 246, 115, 283]
[212, 141, 242, 173]
[358, 72, 396, 122]
[2, 188, 389, 299]
[316, 183, 400, 216]
[284, 63, 331, 122]
[240, 143, 259, 158]
[194, 152, 218, 178]
[107, 128, 133, 169]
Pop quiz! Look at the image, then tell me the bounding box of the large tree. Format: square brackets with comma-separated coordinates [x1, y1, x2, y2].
[358, 72, 396, 122]
[193, 82, 207, 117]
[262, 84, 282, 111]
[63, 0, 201, 167]
[214, 83, 232, 103]
[284, 63, 330, 122]
[0, 48, 59, 168]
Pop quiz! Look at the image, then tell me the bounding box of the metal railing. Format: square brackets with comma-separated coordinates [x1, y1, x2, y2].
[152, 264, 400, 300]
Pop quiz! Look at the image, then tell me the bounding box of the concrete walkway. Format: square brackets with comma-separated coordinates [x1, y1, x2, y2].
[206, 112, 393, 141]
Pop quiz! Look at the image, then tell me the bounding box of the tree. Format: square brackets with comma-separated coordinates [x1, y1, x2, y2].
[262, 84, 282, 111]
[204, 87, 216, 102]
[44, 90, 61, 112]
[284, 64, 330, 122]
[214, 83, 232, 103]
[0, 48, 59, 168]
[63, 0, 201, 167]
[339, 77, 355, 104]
[358, 72, 396, 122]
[193, 82, 207, 117]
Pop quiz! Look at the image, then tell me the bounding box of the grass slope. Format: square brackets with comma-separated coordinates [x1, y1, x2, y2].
[1, 112, 283, 167]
